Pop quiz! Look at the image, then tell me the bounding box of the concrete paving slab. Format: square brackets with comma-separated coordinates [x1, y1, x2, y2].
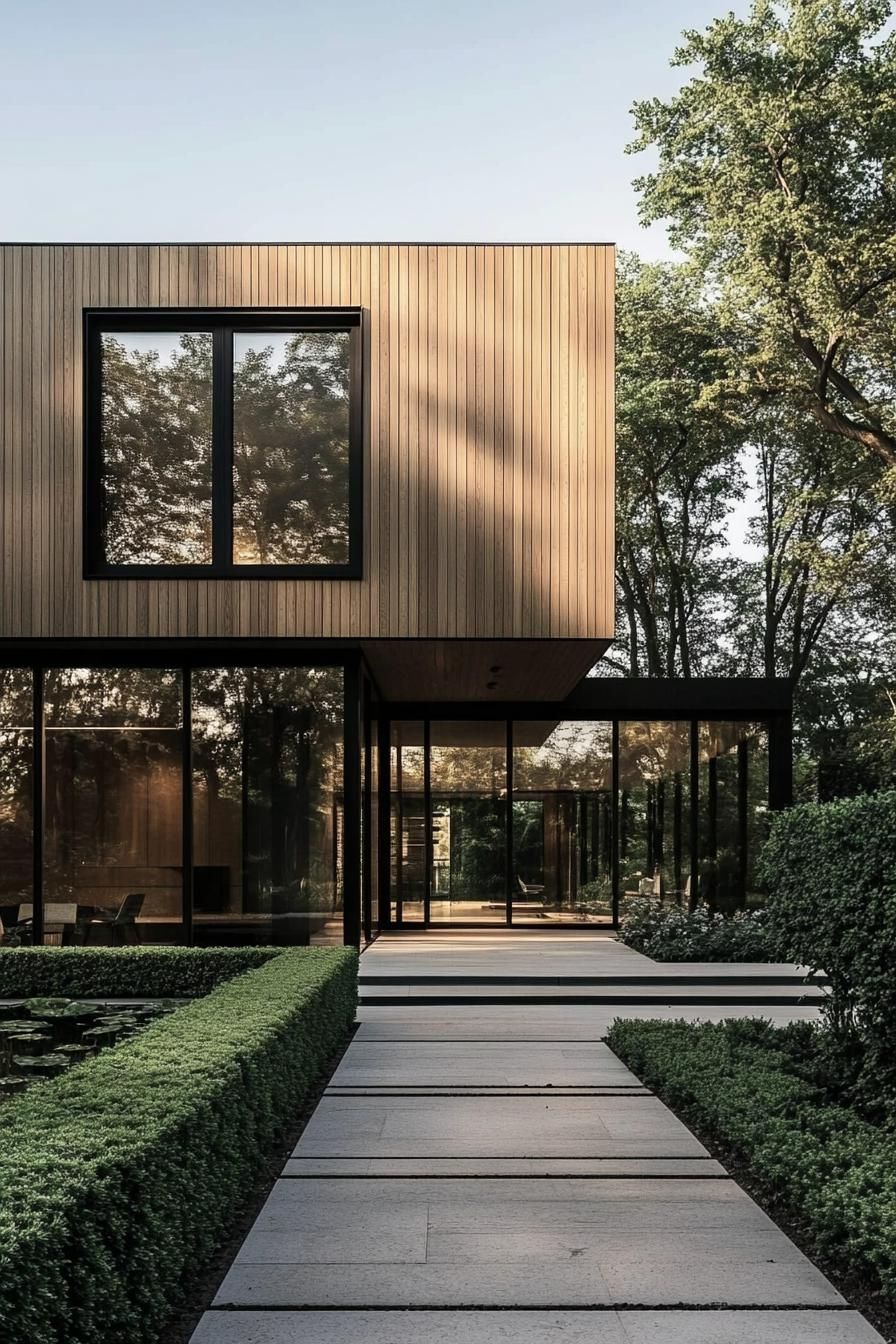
[357, 983, 823, 998]
[191, 1310, 884, 1344]
[282, 1157, 728, 1176]
[330, 1040, 637, 1086]
[218, 1177, 841, 1308]
[215, 1254, 840, 1309]
[295, 1094, 708, 1158]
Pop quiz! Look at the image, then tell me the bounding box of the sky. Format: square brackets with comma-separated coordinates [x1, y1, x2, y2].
[2, 0, 729, 248]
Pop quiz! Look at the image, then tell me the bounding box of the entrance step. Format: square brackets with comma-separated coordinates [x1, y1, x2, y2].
[358, 980, 829, 1007]
[359, 972, 827, 986]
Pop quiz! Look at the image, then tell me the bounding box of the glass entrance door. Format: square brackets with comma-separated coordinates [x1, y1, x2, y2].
[429, 721, 507, 923]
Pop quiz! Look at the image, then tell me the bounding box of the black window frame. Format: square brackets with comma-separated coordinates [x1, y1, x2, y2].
[83, 307, 364, 580]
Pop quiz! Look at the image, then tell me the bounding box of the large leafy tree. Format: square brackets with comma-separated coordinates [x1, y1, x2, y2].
[612, 254, 747, 677]
[730, 404, 882, 682]
[630, 0, 896, 471]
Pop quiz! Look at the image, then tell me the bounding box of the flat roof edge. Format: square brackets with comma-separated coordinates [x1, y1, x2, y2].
[0, 240, 617, 249]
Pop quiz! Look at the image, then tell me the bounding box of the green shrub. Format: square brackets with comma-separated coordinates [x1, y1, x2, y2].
[617, 897, 773, 961]
[0, 947, 358, 1344]
[608, 1017, 896, 1301]
[0, 946, 279, 999]
[759, 789, 896, 1107]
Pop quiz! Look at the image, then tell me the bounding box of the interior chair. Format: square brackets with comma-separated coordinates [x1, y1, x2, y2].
[86, 893, 145, 946]
[517, 875, 546, 898]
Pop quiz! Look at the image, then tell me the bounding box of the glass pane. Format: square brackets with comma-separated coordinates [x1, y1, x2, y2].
[513, 721, 612, 923]
[233, 331, 351, 565]
[0, 670, 33, 940]
[430, 722, 506, 923]
[618, 722, 691, 916]
[389, 722, 425, 923]
[746, 728, 770, 905]
[99, 332, 213, 564]
[368, 717, 380, 934]
[192, 667, 344, 945]
[699, 722, 768, 913]
[43, 669, 183, 945]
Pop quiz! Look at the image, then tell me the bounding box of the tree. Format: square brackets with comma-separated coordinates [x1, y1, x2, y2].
[630, 0, 896, 472]
[611, 254, 747, 677]
[729, 404, 881, 682]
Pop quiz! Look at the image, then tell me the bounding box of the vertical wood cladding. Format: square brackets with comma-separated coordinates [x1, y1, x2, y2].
[0, 243, 614, 641]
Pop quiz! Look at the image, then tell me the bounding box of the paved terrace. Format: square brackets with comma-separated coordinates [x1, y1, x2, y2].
[191, 931, 881, 1344]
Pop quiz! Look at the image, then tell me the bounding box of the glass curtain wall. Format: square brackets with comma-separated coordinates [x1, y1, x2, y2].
[513, 721, 613, 922]
[0, 662, 349, 948]
[698, 721, 768, 912]
[43, 668, 184, 945]
[618, 722, 692, 916]
[389, 722, 425, 923]
[192, 667, 344, 945]
[366, 716, 380, 939]
[430, 722, 507, 923]
[379, 715, 772, 928]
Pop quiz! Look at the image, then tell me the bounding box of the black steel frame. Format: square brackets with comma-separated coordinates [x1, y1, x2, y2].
[371, 679, 793, 931]
[83, 308, 364, 580]
[1, 640, 363, 948]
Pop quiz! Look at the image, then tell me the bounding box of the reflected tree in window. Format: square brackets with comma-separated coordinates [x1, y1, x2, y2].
[192, 668, 344, 939]
[0, 670, 33, 911]
[100, 333, 214, 564]
[42, 669, 184, 932]
[233, 332, 351, 565]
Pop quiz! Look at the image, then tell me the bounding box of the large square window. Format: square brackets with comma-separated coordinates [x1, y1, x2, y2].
[84, 310, 362, 577]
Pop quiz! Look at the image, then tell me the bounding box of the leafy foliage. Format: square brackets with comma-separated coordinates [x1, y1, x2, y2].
[0, 946, 280, 999]
[608, 1017, 896, 1301]
[631, 0, 896, 471]
[618, 897, 773, 961]
[0, 947, 357, 1344]
[760, 788, 896, 1109]
[613, 254, 748, 677]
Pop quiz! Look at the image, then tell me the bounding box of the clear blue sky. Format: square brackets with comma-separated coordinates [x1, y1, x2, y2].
[3, 0, 730, 250]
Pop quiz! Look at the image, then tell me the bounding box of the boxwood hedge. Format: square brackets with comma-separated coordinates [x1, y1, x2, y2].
[0, 946, 281, 999]
[0, 947, 358, 1344]
[760, 788, 896, 1104]
[608, 1017, 896, 1301]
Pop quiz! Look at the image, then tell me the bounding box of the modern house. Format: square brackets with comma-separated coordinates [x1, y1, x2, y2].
[0, 243, 791, 948]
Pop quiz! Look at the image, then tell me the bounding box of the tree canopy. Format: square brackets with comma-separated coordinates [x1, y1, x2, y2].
[630, 0, 896, 471]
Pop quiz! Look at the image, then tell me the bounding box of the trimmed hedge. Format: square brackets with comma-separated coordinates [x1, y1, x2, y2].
[760, 788, 896, 1104]
[0, 946, 280, 999]
[617, 898, 773, 961]
[608, 1017, 896, 1300]
[0, 947, 358, 1344]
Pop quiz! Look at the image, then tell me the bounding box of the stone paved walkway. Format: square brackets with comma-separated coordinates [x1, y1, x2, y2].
[190, 934, 882, 1343]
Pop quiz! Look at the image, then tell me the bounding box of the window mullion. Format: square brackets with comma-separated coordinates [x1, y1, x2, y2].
[212, 326, 233, 571]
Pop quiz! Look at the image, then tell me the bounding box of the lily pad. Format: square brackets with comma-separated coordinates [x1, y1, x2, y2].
[22, 997, 72, 1017]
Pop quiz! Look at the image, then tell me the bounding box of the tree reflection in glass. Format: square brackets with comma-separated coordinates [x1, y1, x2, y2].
[233, 332, 351, 565]
[100, 333, 214, 564]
